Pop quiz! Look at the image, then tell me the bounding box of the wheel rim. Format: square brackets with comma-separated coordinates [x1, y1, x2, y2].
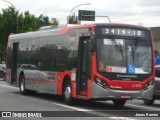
[20, 78, 24, 92]
[64, 86, 71, 100]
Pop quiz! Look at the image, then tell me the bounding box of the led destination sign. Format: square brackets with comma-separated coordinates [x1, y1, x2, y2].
[101, 28, 145, 37]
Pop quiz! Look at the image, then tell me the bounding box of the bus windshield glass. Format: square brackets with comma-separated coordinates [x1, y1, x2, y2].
[97, 38, 152, 74]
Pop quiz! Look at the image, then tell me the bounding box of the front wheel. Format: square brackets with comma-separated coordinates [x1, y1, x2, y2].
[144, 99, 154, 105]
[112, 99, 127, 106]
[63, 80, 73, 105]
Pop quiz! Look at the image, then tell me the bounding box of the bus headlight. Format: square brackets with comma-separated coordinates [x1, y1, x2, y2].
[144, 80, 154, 90]
[94, 77, 109, 89]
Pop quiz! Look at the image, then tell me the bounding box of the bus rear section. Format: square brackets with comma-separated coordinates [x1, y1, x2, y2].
[6, 23, 155, 106]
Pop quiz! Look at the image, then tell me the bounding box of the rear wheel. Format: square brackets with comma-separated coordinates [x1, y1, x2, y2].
[63, 80, 73, 105]
[112, 99, 127, 106]
[144, 99, 154, 105]
[19, 75, 29, 95]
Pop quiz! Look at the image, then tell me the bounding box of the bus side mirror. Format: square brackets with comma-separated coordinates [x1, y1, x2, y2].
[89, 40, 95, 52]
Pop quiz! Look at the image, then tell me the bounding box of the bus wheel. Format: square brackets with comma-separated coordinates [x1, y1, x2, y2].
[144, 99, 154, 105]
[112, 99, 127, 106]
[19, 75, 28, 95]
[63, 80, 73, 105]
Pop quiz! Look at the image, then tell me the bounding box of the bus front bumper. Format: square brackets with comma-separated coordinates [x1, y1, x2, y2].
[91, 82, 154, 100]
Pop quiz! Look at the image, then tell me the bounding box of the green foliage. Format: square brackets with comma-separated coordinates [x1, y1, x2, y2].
[18, 12, 53, 33]
[52, 18, 59, 26]
[0, 6, 59, 63]
[68, 15, 78, 24]
[0, 6, 17, 63]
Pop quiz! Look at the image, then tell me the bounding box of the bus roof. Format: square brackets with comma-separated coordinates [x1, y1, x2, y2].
[9, 25, 90, 41]
[93, 23, 149, 29]
[9, 23, 149, 41]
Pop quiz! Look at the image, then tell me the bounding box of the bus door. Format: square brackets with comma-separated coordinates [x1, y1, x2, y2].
[76, 36, 91, 96]
[11, 43, 19, 84]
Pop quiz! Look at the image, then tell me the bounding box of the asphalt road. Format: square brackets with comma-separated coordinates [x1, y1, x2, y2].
[0, 80, 160, 120]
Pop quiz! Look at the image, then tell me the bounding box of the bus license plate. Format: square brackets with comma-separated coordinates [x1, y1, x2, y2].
[120, 95, 131, 99]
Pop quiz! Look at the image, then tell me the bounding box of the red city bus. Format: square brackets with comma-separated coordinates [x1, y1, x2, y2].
[6, 23, 155, 106]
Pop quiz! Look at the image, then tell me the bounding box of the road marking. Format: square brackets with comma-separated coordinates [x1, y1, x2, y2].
[109, 117, 136, 120]
[106, 101, 160, 111]
[51, 102, 91, 111]
[51, 102, 137, 120]
[126, 103, 160, 111]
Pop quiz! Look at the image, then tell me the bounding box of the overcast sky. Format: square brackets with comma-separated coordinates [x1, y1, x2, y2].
[0, 0, 160, 27]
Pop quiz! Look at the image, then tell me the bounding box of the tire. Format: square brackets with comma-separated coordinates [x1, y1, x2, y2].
[19, 75, 29, 95]
[144, 99, 154, 105]
[112, 99, 127, 106]
[63, 80, 73, 105]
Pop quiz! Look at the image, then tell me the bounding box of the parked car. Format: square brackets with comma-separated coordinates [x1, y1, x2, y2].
[0, 63, 6, 81]
[144, 65, 160, 105]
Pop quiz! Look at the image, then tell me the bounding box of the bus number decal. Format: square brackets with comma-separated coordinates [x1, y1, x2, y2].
[105, 28, 109, 34]
[102, 28, 145, 37]
[137, 31, 142, 36]
[111, 29, 115, 34]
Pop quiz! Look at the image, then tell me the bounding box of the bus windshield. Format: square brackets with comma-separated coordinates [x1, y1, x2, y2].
[97, 38, 152, 74]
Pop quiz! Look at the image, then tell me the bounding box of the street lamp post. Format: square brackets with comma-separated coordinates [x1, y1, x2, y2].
[1, 0, 18, 33]
[68, 3, 91, 24]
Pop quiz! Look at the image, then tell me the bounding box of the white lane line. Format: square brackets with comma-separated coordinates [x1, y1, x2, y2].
[126, 103, 160, 111]
[51, 102, 137, 120]
[109, 117, 136, 120]
[106, 101, 160, 111]
[51, 102, 92, 111]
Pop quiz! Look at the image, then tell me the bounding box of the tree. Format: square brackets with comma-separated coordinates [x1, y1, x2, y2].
[0, 6, 17, 63]
[0, 6, 57, 63]
[52, 18, 59, 26]
[68, 15, 78, 24]
[36, 14, 53, 30]
[18, 12, 53, 33]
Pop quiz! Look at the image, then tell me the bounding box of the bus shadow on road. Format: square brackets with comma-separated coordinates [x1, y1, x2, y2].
[12, 91, 142, 111]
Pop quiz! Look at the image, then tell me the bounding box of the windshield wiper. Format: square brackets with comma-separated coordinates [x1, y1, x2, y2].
[131, 39, 139, 64]
[111, 39, 124, 59]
